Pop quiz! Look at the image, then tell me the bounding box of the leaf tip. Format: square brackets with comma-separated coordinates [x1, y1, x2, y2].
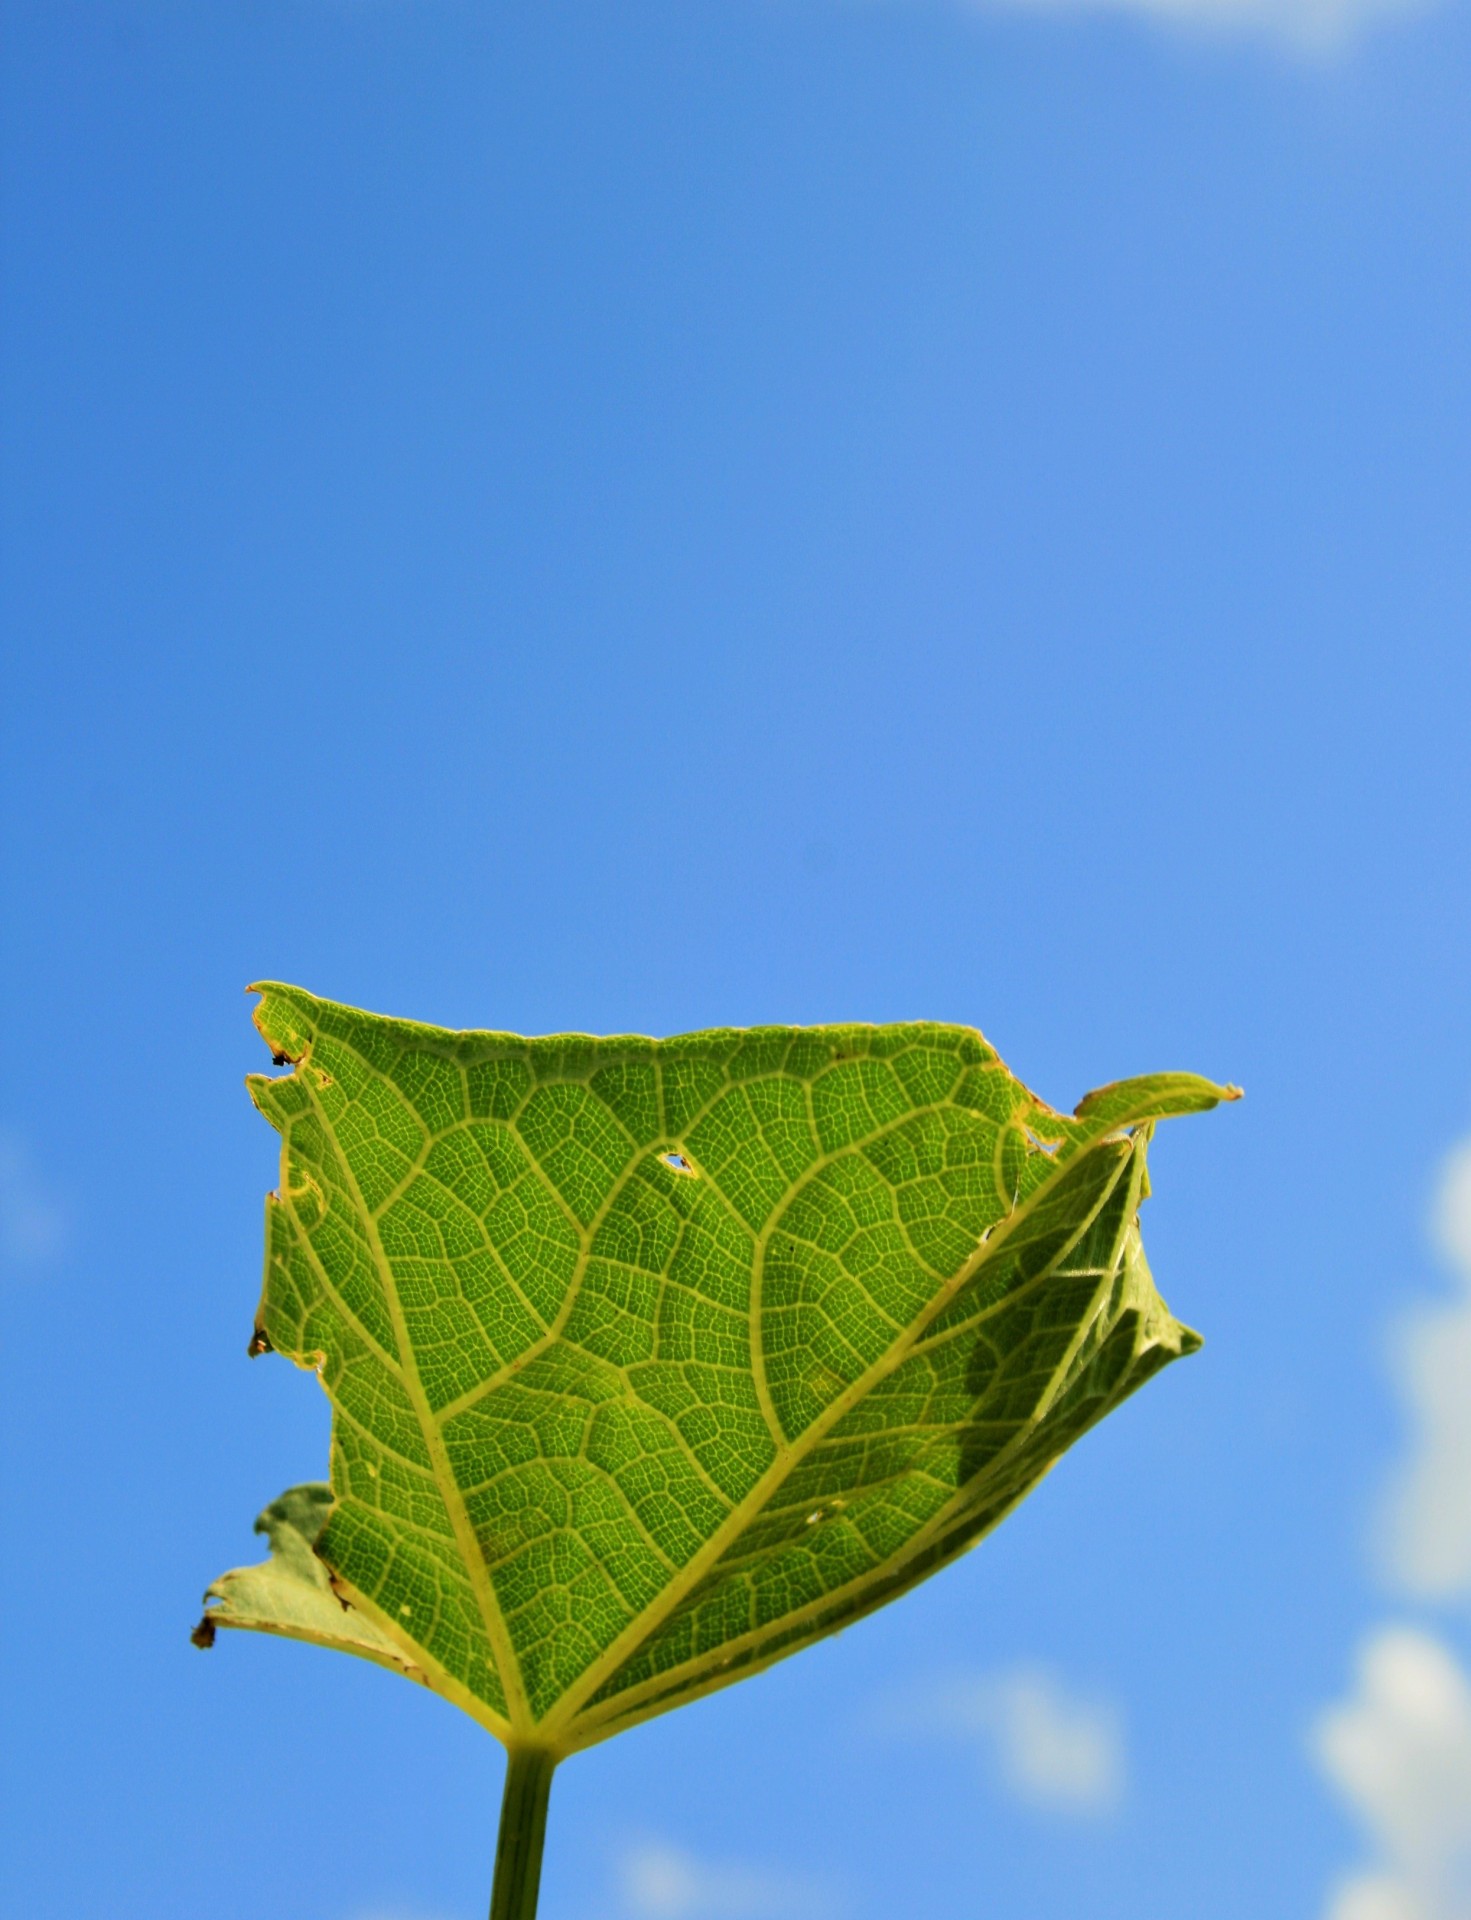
[247, 982, 314, 1067]
[1071, 1071, 1243, 1129]
[191, 1612, 217, 1650]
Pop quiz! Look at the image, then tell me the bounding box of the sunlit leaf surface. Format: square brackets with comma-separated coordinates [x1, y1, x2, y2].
[201, 984, 1233, 1754]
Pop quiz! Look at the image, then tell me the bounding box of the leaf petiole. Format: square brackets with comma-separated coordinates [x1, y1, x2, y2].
[489, 1746, 558, 1920]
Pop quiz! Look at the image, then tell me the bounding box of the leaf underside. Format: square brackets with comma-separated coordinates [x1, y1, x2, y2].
[200, 984, 1234, 1756]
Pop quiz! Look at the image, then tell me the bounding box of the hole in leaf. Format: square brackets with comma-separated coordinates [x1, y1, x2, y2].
[660, 1152, 695, 1175]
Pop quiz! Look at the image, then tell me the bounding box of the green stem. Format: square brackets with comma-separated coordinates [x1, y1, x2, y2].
[489, 1746, 558, 1920]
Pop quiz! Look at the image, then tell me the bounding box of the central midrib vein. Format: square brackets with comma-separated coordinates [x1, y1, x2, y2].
[567, 1145, 1153, 1745]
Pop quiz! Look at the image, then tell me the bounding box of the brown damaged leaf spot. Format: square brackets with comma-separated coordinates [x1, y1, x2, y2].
[247, 1327, 273, 1358]
[248, 984, 307, 1066]
[191, 1613, 217, 1649]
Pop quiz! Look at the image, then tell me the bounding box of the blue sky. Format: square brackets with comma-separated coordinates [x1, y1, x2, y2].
[2, 2, 1470, 1917]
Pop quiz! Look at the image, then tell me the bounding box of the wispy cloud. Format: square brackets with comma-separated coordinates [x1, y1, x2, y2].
[1377, 1140, 1471, 1600]
[961, 0, 1440, 55]
[873, 1664, 1126, 1814]
[1315, 1626, 1471, 1920]
[351, 1908, 460, 1920]
[617, 1841, 838, 1920]
[351, 1909, 459, 1920]
[0, 1129, 69, 1280]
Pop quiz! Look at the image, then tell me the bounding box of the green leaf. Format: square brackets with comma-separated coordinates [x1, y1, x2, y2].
[202, 983, 1236, 1759]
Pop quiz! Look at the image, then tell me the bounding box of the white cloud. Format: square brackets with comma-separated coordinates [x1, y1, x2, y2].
[617, 1841, 837, 1920]
[1378, 1140, 1471, 1600]
[1436, 1142, 1471, 1278]
[962, 0, 1440, 54]
[1314, 1626, 1471, 1920]
[875, 1663, 1125, 1814]
[0, 1130, 68, 1279]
